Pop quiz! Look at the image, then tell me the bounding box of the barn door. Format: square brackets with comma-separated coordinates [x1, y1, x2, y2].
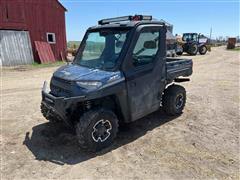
[0, 30, 34, 66]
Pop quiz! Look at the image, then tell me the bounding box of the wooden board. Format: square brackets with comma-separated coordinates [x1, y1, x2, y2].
[35, 41, 55, 63]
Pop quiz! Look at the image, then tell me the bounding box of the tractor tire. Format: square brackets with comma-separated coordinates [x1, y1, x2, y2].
[187, 43, 198, 56]
[199, 45, 207, 55]
[76, 108, 119, 152]
[41, 103, 60, 123]
[162, 84, 186, 116]
[176, 51, 183, 56]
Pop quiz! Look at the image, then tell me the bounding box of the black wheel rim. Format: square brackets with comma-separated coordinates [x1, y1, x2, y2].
[175, 94, 184, 109]
[92, 119, 112, 142]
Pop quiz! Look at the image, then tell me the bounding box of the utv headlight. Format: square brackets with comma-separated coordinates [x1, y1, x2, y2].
[76, 81, 102, 90]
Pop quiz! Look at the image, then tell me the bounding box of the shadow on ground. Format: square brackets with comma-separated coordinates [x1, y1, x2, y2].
[23, 109, 178, 165]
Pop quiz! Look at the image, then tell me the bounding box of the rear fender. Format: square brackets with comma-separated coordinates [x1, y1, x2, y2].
[198, 43, 206, 47]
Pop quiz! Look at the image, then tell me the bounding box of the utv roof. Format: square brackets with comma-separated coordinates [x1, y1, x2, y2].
[89, 15, 169, 30]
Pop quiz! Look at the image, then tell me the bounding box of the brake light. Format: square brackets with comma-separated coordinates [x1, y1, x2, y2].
[132, 15, 141, 21]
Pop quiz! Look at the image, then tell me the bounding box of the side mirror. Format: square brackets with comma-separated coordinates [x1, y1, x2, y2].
[144, 40, 156, 49]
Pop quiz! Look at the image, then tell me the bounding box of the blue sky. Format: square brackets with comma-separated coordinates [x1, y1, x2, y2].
[60, 0, 239, 41]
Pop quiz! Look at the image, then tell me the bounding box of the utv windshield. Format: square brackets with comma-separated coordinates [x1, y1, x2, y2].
[74, 29, 130, 70]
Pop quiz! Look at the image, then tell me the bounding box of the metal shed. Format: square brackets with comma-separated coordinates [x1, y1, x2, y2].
[0, 0, 67, 66]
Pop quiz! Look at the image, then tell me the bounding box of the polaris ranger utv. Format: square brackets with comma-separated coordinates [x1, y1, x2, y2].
[41, 15, 193, 152]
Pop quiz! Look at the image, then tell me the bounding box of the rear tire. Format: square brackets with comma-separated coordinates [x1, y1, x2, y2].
[162, 85, 186, 116]
[187, 43, 198, 56]
[176, 51, 183, 56]
[76, 108, 118, 152]
[199, 45, 207, 55]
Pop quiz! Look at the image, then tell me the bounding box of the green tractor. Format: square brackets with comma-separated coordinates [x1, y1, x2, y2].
[176, 33, 211, 56]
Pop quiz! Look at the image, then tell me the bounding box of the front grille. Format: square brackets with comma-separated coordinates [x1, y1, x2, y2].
[50, 77, 73, 97]
[52, 76, 73, 85]
[50, 84, 71, 97]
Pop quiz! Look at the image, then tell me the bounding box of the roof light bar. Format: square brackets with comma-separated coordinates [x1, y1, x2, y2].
[98, 16, 131, 25]
[98, 15, 152, 25]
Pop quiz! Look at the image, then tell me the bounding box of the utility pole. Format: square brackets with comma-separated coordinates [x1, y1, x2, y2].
[209, 26, 212, 44]
[210, 27, 212, 42]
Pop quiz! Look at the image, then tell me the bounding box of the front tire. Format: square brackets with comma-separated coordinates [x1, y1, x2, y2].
[162, 85, 186, 116]
[76, 108, 119, 152]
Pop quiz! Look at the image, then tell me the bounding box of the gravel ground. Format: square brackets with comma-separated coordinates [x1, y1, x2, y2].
[1, 46, 239, 179]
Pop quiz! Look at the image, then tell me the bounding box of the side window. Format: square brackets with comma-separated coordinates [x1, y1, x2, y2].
[192, 34, 198, 41]
[132, 30, 159, 66]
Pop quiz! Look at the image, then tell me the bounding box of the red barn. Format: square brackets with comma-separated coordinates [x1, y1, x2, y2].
[0, 0, 67, 66]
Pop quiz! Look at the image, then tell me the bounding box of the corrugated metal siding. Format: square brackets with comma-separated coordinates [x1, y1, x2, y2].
[0, 0, 67, 62]
[0, 30, 34, 66]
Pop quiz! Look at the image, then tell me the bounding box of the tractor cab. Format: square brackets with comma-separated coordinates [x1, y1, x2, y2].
[182, 33, 198, 42]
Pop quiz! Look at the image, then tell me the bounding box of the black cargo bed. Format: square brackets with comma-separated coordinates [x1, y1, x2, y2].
[166, 58, 193, 82]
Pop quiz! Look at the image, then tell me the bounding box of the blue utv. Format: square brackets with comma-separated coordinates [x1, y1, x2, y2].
[41, 15, 193, 151]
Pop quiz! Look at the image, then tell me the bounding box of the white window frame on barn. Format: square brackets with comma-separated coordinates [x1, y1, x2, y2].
[47, 32, 56, 44]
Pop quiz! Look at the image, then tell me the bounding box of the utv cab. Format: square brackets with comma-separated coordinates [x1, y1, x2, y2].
[41, 15, 193, 152]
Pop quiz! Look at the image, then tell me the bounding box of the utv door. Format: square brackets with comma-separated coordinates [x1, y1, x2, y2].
[124, 26, 166, 121]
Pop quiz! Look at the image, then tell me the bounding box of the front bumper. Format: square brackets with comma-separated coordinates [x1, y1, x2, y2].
[41, 81, 85, 125]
